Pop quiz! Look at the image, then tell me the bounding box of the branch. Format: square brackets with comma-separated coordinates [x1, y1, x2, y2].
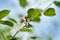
[13, 24, 22, 38]
[41, 0, 54, 14]
[13, 28, 20, 38]
[12, 0, 54, 38]
[35, 0, 50, 8]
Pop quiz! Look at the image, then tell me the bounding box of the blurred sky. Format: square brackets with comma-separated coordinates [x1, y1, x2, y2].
[0, 0, 60, 40]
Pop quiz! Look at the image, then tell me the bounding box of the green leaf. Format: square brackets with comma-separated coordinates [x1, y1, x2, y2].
[43, 8, 56, 16]
[6, 34, 18, 40]
[6, 35, 12, 40]
[20, 27, 32, 32]
[3, 21, 14, 27]
[0, 30, 3, 34]
[8, 18, 17, 23]
[0, 10, 10, 19]
[30, 36, 41, 40]
[32, 17, 40, 22]
[54, 1, 60, 7]
[0, 20, 14, 27]
[30, 37, 37, 39]
[19, 0, 28, 8]
[10, 37, 21, 40]
[10, 38, 17, 40]
[27, 8, 41, 22]
[0, 35, 3, 40]
[0, 20, 5, 24]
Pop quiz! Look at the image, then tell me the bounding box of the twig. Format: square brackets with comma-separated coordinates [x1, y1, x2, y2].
[13, 28, 20, 38]
[35, 0, 50, 8]
[13, 23, 23, 38]
[41, 0, 54, 15]
[12, 0, 54, 38]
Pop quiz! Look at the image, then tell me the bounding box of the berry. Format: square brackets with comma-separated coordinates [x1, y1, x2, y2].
[20, 18, 24, 23]
[25, 16, 28, 19]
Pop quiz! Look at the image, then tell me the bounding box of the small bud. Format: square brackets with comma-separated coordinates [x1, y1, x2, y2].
[20, 18, 24, 23]
[25, 16, 28, 19]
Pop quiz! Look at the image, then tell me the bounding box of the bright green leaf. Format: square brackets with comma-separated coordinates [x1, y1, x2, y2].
[6, 34, 20, 40]
[8, 18, 17, 23]
[32, 17, 40, 22]
[20, 27, 32, 32]
[27, 8, 41, 22]
[6, 35, 18, 40]
[54, 1, 60, 7]
[43, 8, 56, 16]
[0, 20, 14, 27]
[6, 34, 12, 40]
[19, 0, 28, 8]
[0, 10, 10, 19]
[0, 20, 5, 24]
[10, 38, 17, 40]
